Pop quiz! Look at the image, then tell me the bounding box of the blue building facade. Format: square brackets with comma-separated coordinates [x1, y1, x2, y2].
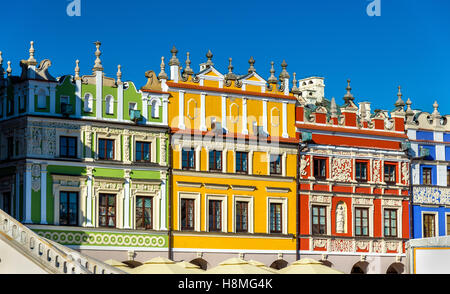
[405, 100, 450, 239]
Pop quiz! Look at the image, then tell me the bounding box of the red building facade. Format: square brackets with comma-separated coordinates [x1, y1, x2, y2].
[295, 81, 410, 274]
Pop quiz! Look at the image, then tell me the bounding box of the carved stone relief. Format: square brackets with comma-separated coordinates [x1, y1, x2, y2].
[331, 158, 352, 182]
[373, 160, 382, 183]
[335, 202, 347, 234]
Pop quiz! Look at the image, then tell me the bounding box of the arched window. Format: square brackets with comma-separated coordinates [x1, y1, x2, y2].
[37, 89, 47, 109]
[105, 95, 114, 115]
[150, 99, 160, 119]
[84, 93, 93, 113]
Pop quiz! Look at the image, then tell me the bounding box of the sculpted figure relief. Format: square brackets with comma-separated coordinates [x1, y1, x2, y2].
[336, 202, 346, 233]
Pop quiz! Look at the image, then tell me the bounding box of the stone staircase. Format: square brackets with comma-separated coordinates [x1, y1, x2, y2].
[0, 209, 126, 274]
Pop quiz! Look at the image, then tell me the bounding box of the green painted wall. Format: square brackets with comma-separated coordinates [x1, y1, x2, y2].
[102, 86, 118, 119]
[81, 83, 96, 117]
[123, 82, 142, 121]
[93, 168, 124, 178]
[55, 76, 76, 115]
[130, 170, 160, 180]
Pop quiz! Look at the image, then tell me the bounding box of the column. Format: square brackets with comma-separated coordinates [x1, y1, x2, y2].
[85, 167, 94, 227]
[242, 97, 248, 135]
[15, 168, 21, 220]
[160, 171, 167, 230]
[117, 82, 124, 121]
[200, 92, 207, 131]
[123, 169, 131, 229]
[222, 148, 227, 173]
[162, 95, 169, 125]
[248, 150, 254, 175]
[178, 90, 185, 129]
[221, 95, 227, 132]
[40, 164, 48, 224]
[282, 102, 288, 138]
[95, 71, 103, 119]
[142, 96, 148, 123]
[195, 146, 201, 171]
[23, 163, 32, 223]
[262, 99, 268, 134]
[75, 79, 82, 117]
[49, 85, 56, 114]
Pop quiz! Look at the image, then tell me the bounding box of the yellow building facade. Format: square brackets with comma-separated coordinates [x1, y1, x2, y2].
[157, 48, 299, 269]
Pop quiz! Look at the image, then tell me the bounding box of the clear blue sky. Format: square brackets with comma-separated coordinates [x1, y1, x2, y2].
[2, 0, 449, 114]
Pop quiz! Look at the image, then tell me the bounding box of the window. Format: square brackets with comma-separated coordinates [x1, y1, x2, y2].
[208, 200, 222, 231]
[99, 194, 116, 228]
[135, 141, 151, 162]
[447, 215, 450, 236]
[235, 201, 248, 233]
[129, 102, 137, 115]
[19, 94, 25, 111]
[182, 149, 195, 170]
[423, 168, 432, 185]
[151, 100, 160, 119]
[84, 93, 93, 113]
[209, 150, 222, 171]
[384, 209, 397, 237]
[136, 196, 152, 230]
[59, 192, 78, 226]
[269, 203, 282, 234]
[60, 95, 69, 108]
[423, 214, 435, 238]
[312, 205, 327, 235]
[235, 151, 248, 174]
[105, 95, 114, 115]
[270, 154, 282, 175]
[37, 89, 47, 109]
[355, 161, 368, 182]
[355, 208, 369, 236]
[98, 139, 114, 160]
[60, 136, 77, 158]
[181, 198, 195, 230]
[7, 137, 13, 159]
[384, 164, 396, 184]
[313, 158, 327, 180]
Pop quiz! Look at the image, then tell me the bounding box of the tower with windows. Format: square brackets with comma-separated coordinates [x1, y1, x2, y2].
[405, 99, 450, 239]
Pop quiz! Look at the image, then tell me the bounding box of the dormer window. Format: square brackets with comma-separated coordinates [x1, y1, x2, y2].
[105, 95, 114, 115]
[37, 89, 47, 109]
[84, 93, 93, 113]
[129, 102, 137, 115]
[150, 99, 160, 119]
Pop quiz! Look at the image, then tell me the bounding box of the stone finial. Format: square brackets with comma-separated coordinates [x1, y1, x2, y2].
[279, 60, 290, 80]
[28, 41, 37, 66]
[169, 46, 180, 66]
[225, 57, 237, 80]
[405, 98, 414, 118]
[343, 79, 354, 104]
[74, 59, 80, 80]
[291, 72, 300, 94]
[330, 97, 338, 117]
[432, 100, 440, 116]
[158, 56, 168, 80]
[248, 56, 256, 73]
[6, 61, 11, 76]
[183, 52, 194, 76]
[267, 61, 277, 84]
[394, 86, 405, 108]
[117, 65, 122, 83]
[92, 41, 104, 72]
[205, 50, 214, 67]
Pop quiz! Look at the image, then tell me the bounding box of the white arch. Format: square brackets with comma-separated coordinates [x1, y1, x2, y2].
[84, 93, 93, 113]
[149, 98, 161, 119]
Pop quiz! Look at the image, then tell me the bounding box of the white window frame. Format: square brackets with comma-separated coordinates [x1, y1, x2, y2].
[266, 197, 288, 235]
[84, 93, 94, 113]
[382, 205, 402, 238]
[105, 95, 114, 115]
[309, 199, 331, 236]
[56, 131, 82, 159]
[178, 192, 201, 232]
[133, 137, 157, 163]
[150, 98, 161, 119]
[421, 211, 439, 238]
[205, 194, 228, 233]
[232, 195, 254, 234]
[352, 204, 373, 238]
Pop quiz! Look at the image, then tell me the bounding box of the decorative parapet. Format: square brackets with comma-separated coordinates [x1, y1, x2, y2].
[413, 185, 450, 206]
[310, 236, 403, 254]
[31, 227, 168, 249]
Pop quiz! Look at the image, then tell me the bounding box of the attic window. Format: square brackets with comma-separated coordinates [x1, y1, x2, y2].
[150, 99, 160, 119]
[105, 95, 114, 115]
[84, 93, 93, 113]
[37, 89, 47, 109]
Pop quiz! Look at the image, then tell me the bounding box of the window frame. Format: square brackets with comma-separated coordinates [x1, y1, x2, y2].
[235, 201, 249, 233]
[180, 198, 195, 231]
[98, 138, 115, 160]
[313, 157, 327, 180]
[59, 191, 79, 226]
[384, 163, 397, 185]
[354, 207, 369, 237]
[135, 141, 151, 162]
[312, 205, 327, 235]
[422, 167, 432, 185]
[269, 202, 283, 234]
[98, 194, 116, 228]
[235, 151, 248, 174]
[208, 199, 222, 232]
[384, 209, 398, 238]
[208, 150, 222, 172]
[182, 148, 196, 170]
[270, 154, 282, 175]
[423, 213, 436, 238]
[355, 160, 368, 182]
[59, 136, 78, 159]
[135, 196, 153, 230]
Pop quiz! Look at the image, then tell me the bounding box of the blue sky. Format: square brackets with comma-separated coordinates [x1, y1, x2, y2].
[2, 0, 450, 114]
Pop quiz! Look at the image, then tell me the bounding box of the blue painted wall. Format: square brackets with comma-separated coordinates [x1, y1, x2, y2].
[420, 164, 437, 185]
[417, 131, 434, 141]
[412, 205, 450, 238]
[443, 133, 450, 143]
[446, 146, 450, 161]
[419, 144, 436, 160]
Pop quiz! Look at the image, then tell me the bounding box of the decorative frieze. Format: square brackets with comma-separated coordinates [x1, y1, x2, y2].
[413, 186, 450, 205]
[331, 158, 352, 182]
[353, 197, 373, 205]
[382, 199, 402, 207]
[31, 164, 41, 192]
[310, 195, 331, 204]
[330, 239, 355, 253]
[373, 160, 382, 183]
